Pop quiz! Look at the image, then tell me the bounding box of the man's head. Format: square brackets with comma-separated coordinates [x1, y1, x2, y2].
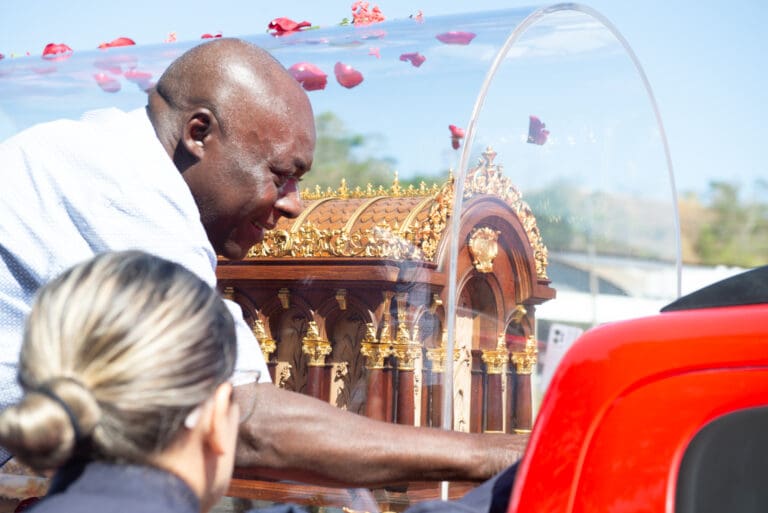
[148, 38, 315, 260]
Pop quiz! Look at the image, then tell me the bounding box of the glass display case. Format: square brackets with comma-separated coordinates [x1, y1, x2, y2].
[0, 3, 678, 510]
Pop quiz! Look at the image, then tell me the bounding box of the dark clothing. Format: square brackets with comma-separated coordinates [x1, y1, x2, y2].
[248, 463, 519, 513]
[29, 461, 199, 513]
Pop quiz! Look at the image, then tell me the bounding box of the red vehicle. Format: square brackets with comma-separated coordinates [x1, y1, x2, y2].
[509, 266, 768, 513]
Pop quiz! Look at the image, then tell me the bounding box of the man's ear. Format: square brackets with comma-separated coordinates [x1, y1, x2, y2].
[204, 382, 237, 456]
[181, 108, 219, 160]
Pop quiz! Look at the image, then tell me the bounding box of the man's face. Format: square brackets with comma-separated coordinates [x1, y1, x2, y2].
[195, 99, 316, 260]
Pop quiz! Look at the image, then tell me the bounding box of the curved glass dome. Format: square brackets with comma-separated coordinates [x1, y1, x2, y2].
[0, 3, 678, 509]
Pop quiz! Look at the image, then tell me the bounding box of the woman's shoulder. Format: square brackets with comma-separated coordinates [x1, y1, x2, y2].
[30, 462, 198, 513]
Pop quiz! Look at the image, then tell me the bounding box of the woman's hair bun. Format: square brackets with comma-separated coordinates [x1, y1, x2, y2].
[0, 378, 100, 471]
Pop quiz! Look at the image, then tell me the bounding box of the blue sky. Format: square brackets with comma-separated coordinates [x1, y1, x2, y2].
[0, 0, 766, 198]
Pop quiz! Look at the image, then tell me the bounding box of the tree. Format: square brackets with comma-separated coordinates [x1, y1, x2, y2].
[302, 112, 396, 191]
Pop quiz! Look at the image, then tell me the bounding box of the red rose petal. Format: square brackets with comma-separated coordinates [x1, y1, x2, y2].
[435, 31, 476, 45]
[334, 62, 364, 89]
[288, 62, 328, 91]
[42, 43, 73, 61]
[268, 17, 312, 36]
[201, 32, 223, 39]
[399, 52, 426, 67]
[98, 37, 136, 49]
[449, 124, 465, 150]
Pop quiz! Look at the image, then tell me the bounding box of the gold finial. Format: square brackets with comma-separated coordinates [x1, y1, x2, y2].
[338, 178, 349, 199]
[429, 293, 443, 314]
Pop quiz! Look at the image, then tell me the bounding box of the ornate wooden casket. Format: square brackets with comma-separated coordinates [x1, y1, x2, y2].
[217, 149, 555, 436]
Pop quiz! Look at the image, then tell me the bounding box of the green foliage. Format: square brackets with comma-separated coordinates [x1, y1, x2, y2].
[302, 112, 396, 191]
[694, 181, 768, 267]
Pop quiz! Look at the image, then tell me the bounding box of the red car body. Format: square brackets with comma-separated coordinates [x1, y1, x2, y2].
[509, 268, 768, 513]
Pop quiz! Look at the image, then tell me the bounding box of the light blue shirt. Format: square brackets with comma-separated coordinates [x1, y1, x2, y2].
[0, 107, 269, 421]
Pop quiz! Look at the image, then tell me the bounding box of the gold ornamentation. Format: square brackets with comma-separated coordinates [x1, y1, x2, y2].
[391, 292, 421, 370]
[301, 321, 332, 366]
[511, 335, 538, 375]
[468, 226, 500, 273]
[360, 322, 392, 369]
[247, 150, 548, 279]
[278, 288, 290, 310]
[425, 338, 447, 373]
[511, 304, 527, 324]
[222, 286, 235, 301]
[252, 319, 276, 359]
[481, 334, 509, 375]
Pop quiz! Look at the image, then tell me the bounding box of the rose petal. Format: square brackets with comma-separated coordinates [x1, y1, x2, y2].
[435, 31, 476, 45]
[288, 62, 327, 91]
[98, 37, 136, 49]
[334, 62, 364, 89]
[449, 124, 465, 138]
[42, 43, 73, 61]
[368, 47, 380, 59]
[399, 52, 426, 67]
[527, 115, 549, 145]
[201, 32, 223, 39]
[268, 17, 312, 36]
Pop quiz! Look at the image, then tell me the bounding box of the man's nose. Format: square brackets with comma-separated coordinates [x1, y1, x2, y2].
[275, 180, 303, 219]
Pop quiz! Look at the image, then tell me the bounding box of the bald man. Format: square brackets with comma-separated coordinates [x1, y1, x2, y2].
[0, 38, 527, 487]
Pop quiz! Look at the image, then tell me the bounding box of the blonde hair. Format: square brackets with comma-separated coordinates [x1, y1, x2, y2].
[0, 251, 236, 471]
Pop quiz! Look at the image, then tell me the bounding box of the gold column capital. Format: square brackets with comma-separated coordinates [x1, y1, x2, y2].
[302, 321, 331, 366]
[392, 341, 421, 371]
[425, 345, 447, 373]
[360, 322, 392, 369]
[481, 337, 509, 375]
[511, 335, 538, 375]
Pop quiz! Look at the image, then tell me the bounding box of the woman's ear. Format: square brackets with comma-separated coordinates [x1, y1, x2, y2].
[181, 108, 218, 161]
[203, 382, 239, 456]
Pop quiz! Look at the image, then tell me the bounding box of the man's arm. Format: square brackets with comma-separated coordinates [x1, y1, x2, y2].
[233, 383, 529, 487]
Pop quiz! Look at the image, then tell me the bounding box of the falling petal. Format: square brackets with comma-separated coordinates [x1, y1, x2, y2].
[98, 37, 136, 49]
[527, 115, 549, 145]
[201, 32, 222, 39]
[399, 52, 426, 67]
[164, 32, 177, 43]
[288, 62, 327, 91]
[268, 17, 312, 36]
[94, 72, 121, 93]
[42, 43, 73, 61]
[449, 124, 465, 150]
[334, 62, 364, 89]
[435, 31, 476, 45]
[368, 47, 380, 59]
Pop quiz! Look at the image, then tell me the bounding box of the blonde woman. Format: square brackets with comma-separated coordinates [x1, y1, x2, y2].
[0, 251, 242, 513]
